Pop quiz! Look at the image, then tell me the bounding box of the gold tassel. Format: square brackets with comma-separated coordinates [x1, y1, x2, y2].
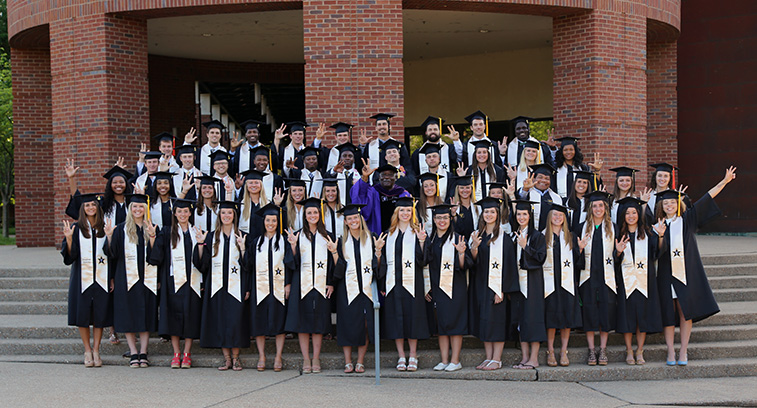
[538, 142, 543, 164]
[321, 199, 325, 224]
[593, 174, 598, 191]
[146, 196, 151, 223]
[268, 148, 272, 172]
[412, 198, 418, 226]
[439, 117, 442, 137]
[279, 206, 283, 235]
[485, 115, 489, 138]
[472, 174, 476, 201]
[436, 173, 440, 197]
[677, 192, 681, 217]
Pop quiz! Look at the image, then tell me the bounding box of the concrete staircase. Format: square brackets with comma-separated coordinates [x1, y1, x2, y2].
[1, 253, 756, 381]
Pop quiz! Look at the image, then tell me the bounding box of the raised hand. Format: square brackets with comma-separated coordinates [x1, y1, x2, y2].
[449, 196, 459, 215]
[184, 127, 197, 144]
[456, 162, 468, 177]
[62, 220, 76, 239]
[114, 157, 125, 169]
[454, 236, 467, 254]
[285, 158, 296, 169]
[333, 159, 345, 174]
[235, 230, 246, 249]
[132, 183, 144, 195]
[159, 154, 171, 171]
[194, 227, 208, 243]
[272, 188, 285, 206]
[315, 122, 326, 141]
[517, 229, 528, 249]
[361, 158, 376, 181]
[144, 222, 157, 237]
[374, 232, 387, 252]
[587, 152, 604, 171]
[506, 165, 517, 182]
[230, 131, 243, 150]
[522, 173, 535, 191]
[182, 173, 193, 193]
[416, 228, 427, 242]
[504, 179, 516, 198]
[233, 174, 243, 190]
[640, 187, 652, 202]
[326, 236, 338, 253]
[652, 218, 667, 236]
[64, 158, 79, 179]
[724, 166, 737, 184]
[677, 184, 689, 194]
[470, 230, 482, 251]
[615, 235, 630, 254]
[287, 228, 300, 246]
[447, 125, 460, 142]
[104, 220, 115, 238]
[274, 123, 288, 141]
[544, 128, 557, 148]
[578, 231, 591, 251]
[497, 139, 507, 156]
[138, 142, 147, 162]
[358, 128, 370, 146]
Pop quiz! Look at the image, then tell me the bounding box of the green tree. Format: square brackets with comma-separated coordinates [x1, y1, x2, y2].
[0, 0, 8, 55]
[0, 53, 12, 237]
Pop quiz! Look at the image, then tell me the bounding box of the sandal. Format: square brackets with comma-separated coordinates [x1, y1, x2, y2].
[625, 350, 635, 365]
[476, 360, 491, 370]
[139, 353, 150, 368]
[181, 353, 192, 369]
[129, 354, 140, 368]
[344, 363, 354, 373]
[232, 356, 243, 371]
[514, 363, 535, 370]
[312, 358, 321, 374]
[396, 357, 407, 371]
[355, 363, 365, 373]
[587, 348, 597, 366]
[635, 349, 645, 365]
[171, 353, 181, 369]
[482, 360, 502, 371]
[109, 332, 120, 345]
[407, 357, 418, 372]
[273, 359, 283, 372]
[546, 350, 557, 367]
[257, 360, 266, 372]
[598, 348, 608, 366]
[302, 358, 312, 374]
[93, 351, 102, 367]
[218, 356, 232, 371]
[84, 351, 94, 368]
[559, 350, 570, 367]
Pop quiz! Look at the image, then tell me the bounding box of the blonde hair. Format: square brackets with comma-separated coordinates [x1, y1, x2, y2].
[518, 147, 538, 173]
[584, 200, 613, 237]
[342, 215, 372, 244]
[285, 186, 305, 230]
[242, 180, 269, 221]
[544, 209, 573, 250]
[388, 206, 421, 234]
[212, 208, 241, 258]
[125, 203, 151, 243]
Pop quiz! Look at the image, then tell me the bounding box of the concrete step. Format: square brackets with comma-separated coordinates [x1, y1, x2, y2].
[0, 268, 70, 278]
[713, 288, 757, 302]
[0, 289, 68, 302]
[0, 277, 68, 290]
[708, 275, 757, 290]
[697, 301, 757, 326]
[0, 302, 67, 315]
[701, 254, 757, 266]
[704, 263, 757, 277]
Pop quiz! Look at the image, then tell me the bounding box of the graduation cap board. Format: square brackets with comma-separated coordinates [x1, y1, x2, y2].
[330, 122, 353, 135]
[465, 110, 490, 136]
[203, 120, 226, 131]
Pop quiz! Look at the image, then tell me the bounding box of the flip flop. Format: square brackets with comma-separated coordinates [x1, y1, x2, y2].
[515, 364, 535, 370]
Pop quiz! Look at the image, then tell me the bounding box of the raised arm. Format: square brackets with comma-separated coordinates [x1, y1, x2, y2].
[707, 166, 737, 200]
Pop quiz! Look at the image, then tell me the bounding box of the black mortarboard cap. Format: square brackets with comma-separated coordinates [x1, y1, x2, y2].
[143, 151, 163, 160]
[586, 190, 612, 203]
[297, 146, 320, 158]
[453, 175, 474, 186]
[126, 194, 149, 205]
[250, 145, 270, 158]
[486, 181, 507, 190]
[464, 110, 488, 123]
[420, 116, 444, 129]
[319, 178, 340, 187]
[284, 178, 311, 188]
[240, 119, 264, 131]
[429, 203, 455, 216]
[649, 163, 676, 173]
[214, 200, 240, 211]
[418, 143, 442, 156]
[175, 145, 197, 157]
[610, 166, 638, 178]
[523, 140, 541, 150]
[197, 175, 221, 186]
[255, 203, 282, 218]
[475, 197, 503, 209]
[556, 136, 580, 147]
[79, 193, 103, 204]
[336, 204, 366, 216]
[471, 139, 493, 151]
[381, 139, 402, 152]
[241, 169, 267, 181]
[103, 166, 134, 181]
[530, 163, 555, 177]
[154, 171, 174, 181]
[369, 113, 395, 122]
[209, 150, 231, 164]
[335, 142, 358, 154]
[574, 170, 594, 181]
[616, 196, 646, 210]
[375, 164, 400, 175]
[419, 172, 444, 183]
[202, 120, 226, 130]
[511, 116, 532, 125]
[392, 196, 415, 208]
[172, 198, 196, 210]
[298, 197, 323, 209]
[512, 199, 538, 211]
[655, 189, 686, 201]
[330, 122, 353, 134]
[152, 132, 174, 143]
[550, 203, 570, 215]
[287, 121, 309, 133]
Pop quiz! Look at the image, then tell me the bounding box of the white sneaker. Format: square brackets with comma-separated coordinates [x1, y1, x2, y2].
[433, 362, 448, 371]
[445, 362, 462, 372]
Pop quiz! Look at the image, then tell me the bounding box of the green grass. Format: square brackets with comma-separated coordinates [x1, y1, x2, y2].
[0, 226, 15, 245]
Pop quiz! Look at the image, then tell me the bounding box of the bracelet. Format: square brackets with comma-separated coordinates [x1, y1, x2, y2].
[149, 234, 156, 238]
[198, 243, 207, 246]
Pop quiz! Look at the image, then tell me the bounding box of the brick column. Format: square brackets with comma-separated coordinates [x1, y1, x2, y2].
[12, 49, 54, 247]
[49, 15, 149, 244]
[553, 11, 648, 188]
[303, 0, 404, 146]
[647, 41, 678, 170]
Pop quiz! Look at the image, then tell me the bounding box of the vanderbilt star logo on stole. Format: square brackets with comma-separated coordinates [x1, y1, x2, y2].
[606, 258, 613, 265]
[231, 267, 239, 274]
[98, 257, 105, 264]
[673, 249, 682, 257]
[443, 262, 452, 270]
[317, 261, 325, 269]
[441, 163, 448, 171]
[492, 261, 499, 269]
[637, 262, 644, 269]
[564, 260, 571, 268]
[404, 261, 412, 268]
[275, 268, 282, 275]
[364, 266, 371, 274]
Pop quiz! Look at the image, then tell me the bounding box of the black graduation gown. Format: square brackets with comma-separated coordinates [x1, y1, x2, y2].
[551, 163, 591, 199]
[371, 166, 417, 194]
[511, 230, 548, 342]
[454, 204, 477, 241]
[333, 234, 378, 346]
[466, 165, 506, 198]
[284, 231, 335, 334]
[378, 229, 431, 340]
[327, 169, 359, 206]
[150, 227, 202, 339]
[362, 139, 413, 171]
[104, 224, 158, 333]
[62, 227, 113, 328]
[424, 233, 472, 336]
[544, 234, 583, 330]
[469, 231, 519, 342]
[65, 190, 126, 225]
[534, 191, 563, 232]
[657, 193, 721, 325]
[155, 198, 173, 229]
[245, 234, 292, 337]
[567, 196, 587, 235]
[232, 143, 281, 175]
[577, 223, 617, 332]
[193, 232, 250, 348]
[614, 231, 663, 334]
[410, 142, 459, 176]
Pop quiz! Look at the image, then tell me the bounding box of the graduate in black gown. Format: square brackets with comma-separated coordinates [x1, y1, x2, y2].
[566, 170, 593, 234]
[147, 171, 175, 229]
[378, 197, 430, 372]
[451, 175, 480, 240]
[62, 193, 112, 368]
[104, 194, 159, 368]
[468, 197, 519, 371]
[466, 139, 506, 200]
[333, 204, 379, 374]
[193, 200, 250, 371]
[542, 203, 586, 368]
[149, 198, 202, 369]
[191, 175, 221, 232]
[511, 200, 547, 370]
[655, 166, 736, 365]
[613, 197, 664, 366]
[424, 204, 472, 372]
[285, 197, 336, 374]
[245, 203, 292, 372]
[237, 169, 282, 238]
[577, 191, 617, 366]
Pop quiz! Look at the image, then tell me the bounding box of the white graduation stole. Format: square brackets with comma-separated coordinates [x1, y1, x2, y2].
[327, 146, 341, 172]
[335, 169, 356, 207]
[621, 234, 649, 298]
[299, 232, 329, 298]
[473, 168, 492, 203]
[668, 217, 687, 285]
[484, 232, 505, 298]
[283, 143, 299, 176]
[543, 231, 574, 298]
[418, 142, 451, 173]
[195, 207, 217, 232]
[262, 172, 274, 200]
[507, 137, 545, 168]
[301, 169, 322, 198]
[580, 222, 617, 293]
[516, 231, 530, 298]
[438, 235, 457, 299]
[211, 233, 242, 302]
[135, 173, 149, 192]
[150, 199, 164, 227]
[516, 168, 529, 190]
[125, 230, 158, 295]
[386, 228, 417, 296]
[467, 136, 495, 166]
[238, 143, 252, 174]
[79, 227, 109, 293]
[368, 139, 381, 171]
[344, 235, 374, 304]
[529, 188, 561, 229]
[556, 165, 569, 198]
[256, 235, 286, 305]
[171, 227, 202, 297]
[324, 207, 344, 239]
[200, 144, 226, 175]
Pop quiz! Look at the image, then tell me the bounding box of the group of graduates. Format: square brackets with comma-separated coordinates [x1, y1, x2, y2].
[63, 111, 737, 373]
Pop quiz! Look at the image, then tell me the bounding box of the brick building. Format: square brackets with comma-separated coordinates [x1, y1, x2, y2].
[8, 0, 755, 246]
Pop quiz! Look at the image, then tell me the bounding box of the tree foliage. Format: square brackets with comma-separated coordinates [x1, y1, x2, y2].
[0, 52, 12, 237]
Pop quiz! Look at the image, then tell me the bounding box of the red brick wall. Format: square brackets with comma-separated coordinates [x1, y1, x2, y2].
[48, 15, 149, 245]
[647, 41, 678, 175]
[12, 48, 54, 247]
[553, 10, 648, 189]
[303, 0, 404, 145]
[678, 0, 757, 231]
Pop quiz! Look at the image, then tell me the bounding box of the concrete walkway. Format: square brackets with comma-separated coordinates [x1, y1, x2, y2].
[0, 361, 755, 407]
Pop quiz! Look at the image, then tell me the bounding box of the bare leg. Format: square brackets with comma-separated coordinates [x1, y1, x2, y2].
[492, 342, 505, 362]
[139, 332, 150, 354]
[484, 341, 493, 360]
[171, 336, 181, 355]
[274, 334, 285, 366]
[408, 339, 418, 359]
[124, 332, 138, 356]
[450, 335, 463, 365]
[599, 331, 609, 349]
[256, 336, 266, 365]
[585, 331, 595, 350]
[636, 330, 646, 351]
[519, 342, 529, 365]
[183, 338, 193, 355]
[547, 328, 556, 355]
[678, 304, 693, 362]
[298, 333, 311, 361]
[395, 339, 406, 359]
[92, 328, 103, 353]
[78, 327, 93, 353]
[357, 344, 368, 365]
[438, 335, 450, 364]
[312, 334, 323, 361]
[526, 342, 540, 367]
[663, 325, 676, 362]
[343, 346, 353, 365]
[559, 328, 571, 353]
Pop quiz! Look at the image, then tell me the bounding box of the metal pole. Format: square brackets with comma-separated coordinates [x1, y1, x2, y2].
[372, 280, 380, 385]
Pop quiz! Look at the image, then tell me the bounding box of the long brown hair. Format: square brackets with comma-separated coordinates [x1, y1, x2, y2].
[654, 198, 687, 221]
[476, 206, 501, 245]
[584, 200, 613, 237]
[212, 209, 241, 258]
[302, 206, 330, 242]
[77, 202, 105, 239]
[544, 209, 573, 250]
[170, 209, 193, 249]
[618, 205, 647, 241]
